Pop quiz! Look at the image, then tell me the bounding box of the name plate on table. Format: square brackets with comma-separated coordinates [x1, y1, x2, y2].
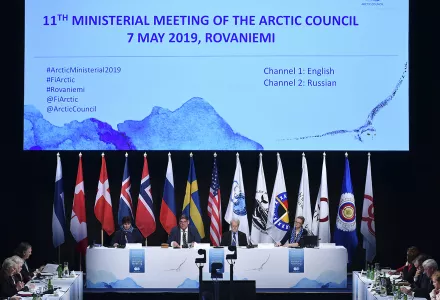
[288, 248, 304, 273]
[209, 248, 225, 273]
[129, 249, 145, 273]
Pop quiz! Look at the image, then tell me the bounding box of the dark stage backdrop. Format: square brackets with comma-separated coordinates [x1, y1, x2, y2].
[1, 0, 436, 273]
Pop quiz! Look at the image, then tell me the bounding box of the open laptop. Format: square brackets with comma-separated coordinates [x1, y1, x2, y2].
[300, 236, 318, 248]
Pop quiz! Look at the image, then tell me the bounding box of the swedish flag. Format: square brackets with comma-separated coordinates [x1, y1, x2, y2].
[182, 155, 205, 238]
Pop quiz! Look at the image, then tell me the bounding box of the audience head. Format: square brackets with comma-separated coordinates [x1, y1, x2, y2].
[231, 219, 240, 233]
[406, 246, 420, 264]
[295, 216, 305, 229]
[422, 259, 438, 277]
[14, 242, 32, 260]
[432, 271, 440, 291]
[414, 253, 431, 270]
[2, 258, 17, 276]
[179, 214, 189, 230]
[10, 256, 24, 273]
[121, 216, 133, 230]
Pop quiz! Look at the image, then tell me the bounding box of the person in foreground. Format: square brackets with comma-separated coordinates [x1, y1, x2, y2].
[430, 271, 440, 300]
[220, 219, 248, 247]
[276, 216, 308, 247]
[401, 259, 438, 299]
[112, 216, 144, 247]
[0, 258, 24, 298]
[167, 214, 201, 248]
[14, 242, 43, 283]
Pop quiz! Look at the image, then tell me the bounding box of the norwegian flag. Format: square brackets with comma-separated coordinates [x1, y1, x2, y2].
[94, 153, 115, 236]
[136, 153, 156, 238]
[70, 153, 88, 255]
[207, 155, 222, 246]
[118, 154, 134, 226]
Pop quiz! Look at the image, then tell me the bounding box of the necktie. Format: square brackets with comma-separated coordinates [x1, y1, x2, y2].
[232, 232, 237, 246]
[182, 231, 188, 247]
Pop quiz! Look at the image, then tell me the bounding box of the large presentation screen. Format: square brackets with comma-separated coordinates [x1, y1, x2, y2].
[24, 0, 409, 151]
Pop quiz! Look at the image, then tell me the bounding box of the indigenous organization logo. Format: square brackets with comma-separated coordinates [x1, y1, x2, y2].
[231, 181, 247, 216]
[272, 192, 290, 231]
[336, 193, 356, 232]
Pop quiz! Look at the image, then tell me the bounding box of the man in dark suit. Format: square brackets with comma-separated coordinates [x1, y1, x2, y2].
[221, 219, 248, 246]
[402, 259, 437, 299]
[0, 258, 24, 298]
[167, 214, 201, 248]
[276, 216, 309, 247]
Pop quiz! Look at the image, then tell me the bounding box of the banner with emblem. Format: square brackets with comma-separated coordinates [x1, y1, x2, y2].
[361, 153, 375, 262]
[267, 153, 290, 243]
[334, 153, 358, 264]
[225, 153, 250, 240]
[250, 153, 273, 244]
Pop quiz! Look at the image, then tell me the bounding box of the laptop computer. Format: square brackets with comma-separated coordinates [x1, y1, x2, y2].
[300, 236, 318, 248]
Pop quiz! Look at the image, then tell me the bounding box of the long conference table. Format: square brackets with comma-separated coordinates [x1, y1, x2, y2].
[86, 245, 347, 290]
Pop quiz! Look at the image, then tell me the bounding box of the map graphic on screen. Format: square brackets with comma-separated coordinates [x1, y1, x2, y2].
[24, 0, 409, 150]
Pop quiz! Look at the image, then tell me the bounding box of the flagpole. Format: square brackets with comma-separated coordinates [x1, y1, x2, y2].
[58, 246, 61, 264]
[101, 229, 104, 245]
[79, 252, 82, 272]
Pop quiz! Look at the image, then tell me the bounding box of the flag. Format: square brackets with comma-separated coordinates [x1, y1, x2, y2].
[361, 153, 376, 262]
[225, 154, 249, 240]
[70, 153, 88, 255]
[311, 153, 331, 242]
[95, 153, 115, 236]
[334, 154, 358, 264]
[52, 153, 65, 248]
[118, 154, 134, 226]
[208, 155, 222, 246]
[136, 153, 156, 238]
[250, 154, 272, 244]
[160, 153, 177, 235]
[295, 154, 313, 233]
[182, 155, 205, 238]
[267, 153, 290, 243]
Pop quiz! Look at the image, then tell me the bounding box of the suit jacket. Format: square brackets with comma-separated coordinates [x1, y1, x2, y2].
[402, 264, 416, 284]
[0, 270, 18, 298]
[220, 231, 248, 247]
[412, 273, 434, 299]
[20, 261, 33, 283]
[167, 225, 201, 246]
[111, 228, 144, 246]
[280, 227, 309, 246]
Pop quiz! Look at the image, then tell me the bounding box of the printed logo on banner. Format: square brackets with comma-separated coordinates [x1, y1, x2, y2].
[129, 249, 145, 273]
[361, 0, 384, 6]
[209, 248, 225, 274]
[288, 248, 304, 273]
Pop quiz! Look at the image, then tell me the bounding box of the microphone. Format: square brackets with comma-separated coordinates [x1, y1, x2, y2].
[124, 232, 128, 244]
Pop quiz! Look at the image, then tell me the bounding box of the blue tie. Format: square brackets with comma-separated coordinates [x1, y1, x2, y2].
[232, 232, 237, 246]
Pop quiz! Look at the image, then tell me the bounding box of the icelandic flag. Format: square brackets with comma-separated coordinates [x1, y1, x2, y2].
[160, 153, 177, 235]
[182, 155, 205, 238]
[311, 153, 331, 242]
[295, 153, 313, 233]
[70, 153, 88, 255]
[267, 153, 290, 243]
[52, 153, 66, 248]
[95, 153, 115, 236]
[361, 153, 376, 262]
[118, 154, 134, 226]
[250, 153, 272, 244]
[136, 153, 156, 238]
[225, 154, 250, 240]
[334, 154, 358, 264]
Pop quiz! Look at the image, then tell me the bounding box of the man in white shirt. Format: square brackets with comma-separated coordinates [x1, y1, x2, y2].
[167, 214, 201, 248]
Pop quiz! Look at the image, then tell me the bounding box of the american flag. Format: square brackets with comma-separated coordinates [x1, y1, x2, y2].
[207, 156, 222, 246]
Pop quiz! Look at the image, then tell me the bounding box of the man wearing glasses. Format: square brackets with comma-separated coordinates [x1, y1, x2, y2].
[167, 214, 201, 248]
[276, 216, 309, 247]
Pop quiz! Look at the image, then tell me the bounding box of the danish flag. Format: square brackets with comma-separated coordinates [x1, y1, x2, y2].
[94, 153, 115, 236]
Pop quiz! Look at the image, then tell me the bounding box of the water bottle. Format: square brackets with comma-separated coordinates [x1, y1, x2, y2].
[57, 264, 63, 278]
[63, 262, 69, 277]
[47, 277, 53, 291]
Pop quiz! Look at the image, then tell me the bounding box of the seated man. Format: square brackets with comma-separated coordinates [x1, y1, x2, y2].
[220, 219, 248, 247]
[167, 214, 201, 248]
[402, 259, 438, 299]
[112, 216, 144, 247]
[276, 216, 309, 247]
